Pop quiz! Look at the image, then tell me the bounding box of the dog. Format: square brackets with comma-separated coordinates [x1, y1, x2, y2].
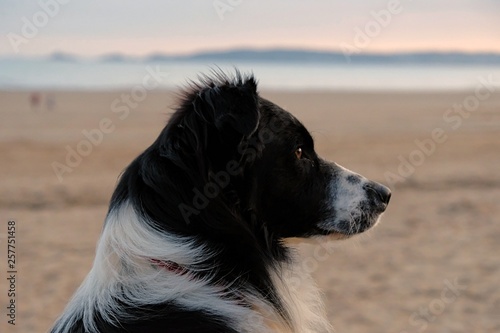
[51, 71, 391, 333]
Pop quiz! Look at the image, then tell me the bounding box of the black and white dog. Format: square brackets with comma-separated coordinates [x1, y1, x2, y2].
[51, 71, 390, 333]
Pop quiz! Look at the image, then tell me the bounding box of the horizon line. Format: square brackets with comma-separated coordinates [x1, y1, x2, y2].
[3, 47, 500, 59]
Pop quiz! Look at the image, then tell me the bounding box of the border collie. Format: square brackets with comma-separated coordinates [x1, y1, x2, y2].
[51, 71, 391, 333]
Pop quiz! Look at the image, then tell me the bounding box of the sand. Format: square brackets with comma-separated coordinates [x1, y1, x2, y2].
[0, 89, 499, 333]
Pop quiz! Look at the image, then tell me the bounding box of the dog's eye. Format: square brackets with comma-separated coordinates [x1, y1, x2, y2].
[295, 147, 303, 159]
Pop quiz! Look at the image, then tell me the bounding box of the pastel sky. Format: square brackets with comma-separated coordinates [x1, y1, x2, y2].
[1, 0, 499, 56]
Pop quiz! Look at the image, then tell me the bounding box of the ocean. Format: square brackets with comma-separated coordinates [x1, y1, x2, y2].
[1, 58, 499, 91]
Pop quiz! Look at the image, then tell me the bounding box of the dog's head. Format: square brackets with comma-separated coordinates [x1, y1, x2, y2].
[241, 96, 391, 239]
[147, 72, 390, 240]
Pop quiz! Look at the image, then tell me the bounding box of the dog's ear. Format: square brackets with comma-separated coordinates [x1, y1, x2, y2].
[192, 78, 259, 137]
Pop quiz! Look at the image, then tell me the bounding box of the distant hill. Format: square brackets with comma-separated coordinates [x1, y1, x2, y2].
[9, 48, 500, 65]
[144, 49, 500, 65]
[47, 52, 80, 62]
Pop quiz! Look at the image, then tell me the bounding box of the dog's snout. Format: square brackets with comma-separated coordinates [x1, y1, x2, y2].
[364, 182, 391, 206]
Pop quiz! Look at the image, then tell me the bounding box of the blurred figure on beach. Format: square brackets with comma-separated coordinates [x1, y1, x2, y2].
[29, 92, 57, 112]
[30, 92, 42, 112]
[46, 93, 56, 111]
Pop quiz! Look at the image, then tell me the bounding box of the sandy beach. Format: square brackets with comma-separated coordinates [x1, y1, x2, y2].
[0, 89, 499, 333]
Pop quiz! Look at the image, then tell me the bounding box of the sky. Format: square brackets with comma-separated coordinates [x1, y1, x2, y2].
[1, 0, 499, 57]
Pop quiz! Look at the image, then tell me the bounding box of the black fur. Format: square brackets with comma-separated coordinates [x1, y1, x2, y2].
[52, 70, 390, 332]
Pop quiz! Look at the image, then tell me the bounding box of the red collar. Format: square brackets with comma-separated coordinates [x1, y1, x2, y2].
[150, 259, 248, 306]
[150, 259, 189, 275]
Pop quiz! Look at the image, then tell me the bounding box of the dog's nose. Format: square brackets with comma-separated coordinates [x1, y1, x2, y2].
[364, 182, 391, 206]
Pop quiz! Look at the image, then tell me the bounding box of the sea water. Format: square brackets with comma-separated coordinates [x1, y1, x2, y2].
[0, 58, 499, 91]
